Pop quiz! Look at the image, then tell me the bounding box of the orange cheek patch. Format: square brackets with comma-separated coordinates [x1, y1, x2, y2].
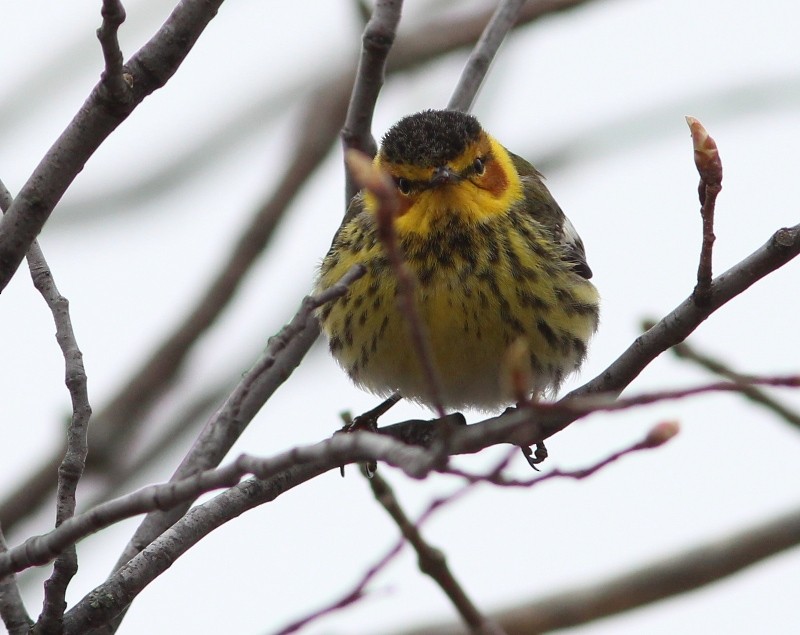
[480, 159, 508, 198]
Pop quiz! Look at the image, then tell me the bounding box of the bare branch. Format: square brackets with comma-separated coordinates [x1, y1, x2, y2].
[0, 176, 92, 630]
[342, 0, 404, 201]
[0, 0, 226, 292]
[0, 525, 32, 635]
[97, 0, 128, 101]
[60, 433, 433, 634]
[368, 473, 506, 635]
[687, 116, 723, 305]
[395, 505, 800, 635]
[668, 336, 800, 431]
[0, 431, 426, 581]
[448, 0, 527, 113]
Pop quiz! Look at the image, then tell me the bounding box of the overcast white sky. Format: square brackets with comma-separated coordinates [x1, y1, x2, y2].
[1, 1, 799, 633]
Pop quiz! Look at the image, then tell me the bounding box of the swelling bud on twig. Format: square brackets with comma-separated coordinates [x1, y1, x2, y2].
[643, 421, 680, 448]
[686, 116, 722, 187]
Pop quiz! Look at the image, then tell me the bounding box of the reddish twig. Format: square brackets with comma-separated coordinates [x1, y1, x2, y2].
[448, 0, 527, 113]
[271, 534, 398, 635]
[346, 151, 447, 419]
[668, 337, 800, 431]
[686, 116, 723, 305]
[447, 422, 679, 487]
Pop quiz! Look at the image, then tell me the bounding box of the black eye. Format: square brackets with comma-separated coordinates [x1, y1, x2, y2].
[397, 178, 411, 195]
[473, 157, 485, 175]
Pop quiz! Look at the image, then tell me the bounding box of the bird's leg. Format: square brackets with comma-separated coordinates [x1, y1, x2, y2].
[520, 441, 548, 471]
[341, 392, 402, 433]
[338, 392, 402, 476]
[504, 399, 549, 471]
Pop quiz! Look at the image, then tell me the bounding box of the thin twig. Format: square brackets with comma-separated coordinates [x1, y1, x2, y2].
[0, 177, 92, 631]
[446, 421, 679, 487]
[346, 151, 447, 419]
[668, 336, 800, 431]
[551, 375, 800, 416]
[448, 0, 527, 113]
[342, 0, 404, 201]
[565, 223, 800, 403]
[395, 504, 800, 635]
[368, 472, 506, 635]
[270, 537, 397, 635]
[97, 0, 129, 101]
[686, 116, 723, 305]
[274, 473, 483, 635]
[0, 525, 32, 635]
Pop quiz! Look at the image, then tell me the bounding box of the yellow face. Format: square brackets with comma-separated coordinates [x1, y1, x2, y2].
[366, 132, 524, 235]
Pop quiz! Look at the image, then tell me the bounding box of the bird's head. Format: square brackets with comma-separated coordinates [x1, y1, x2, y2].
[367, 110, 523, 234]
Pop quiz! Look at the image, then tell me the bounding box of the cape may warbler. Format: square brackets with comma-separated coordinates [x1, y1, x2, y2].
[316, 110, 599, 411]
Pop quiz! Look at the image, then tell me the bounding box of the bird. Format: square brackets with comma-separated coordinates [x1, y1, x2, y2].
[315, 109, 599, 423]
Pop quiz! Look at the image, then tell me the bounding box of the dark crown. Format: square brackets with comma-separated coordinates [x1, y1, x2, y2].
[379, 110, 483, 168]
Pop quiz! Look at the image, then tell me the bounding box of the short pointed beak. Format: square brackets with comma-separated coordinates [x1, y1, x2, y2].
[431, 166, 458, 186]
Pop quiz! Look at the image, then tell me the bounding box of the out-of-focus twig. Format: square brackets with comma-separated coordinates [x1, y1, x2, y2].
[395, 504, 800, 635]
[368, 472, 506, 635]
[346, 151, 447, 419]
[666, 335, 800, 431]
[83, 384, 230, 509]
[448, 0, 526, 113]
[687, 116, 723, 305]
[342, 0, 404, 201]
